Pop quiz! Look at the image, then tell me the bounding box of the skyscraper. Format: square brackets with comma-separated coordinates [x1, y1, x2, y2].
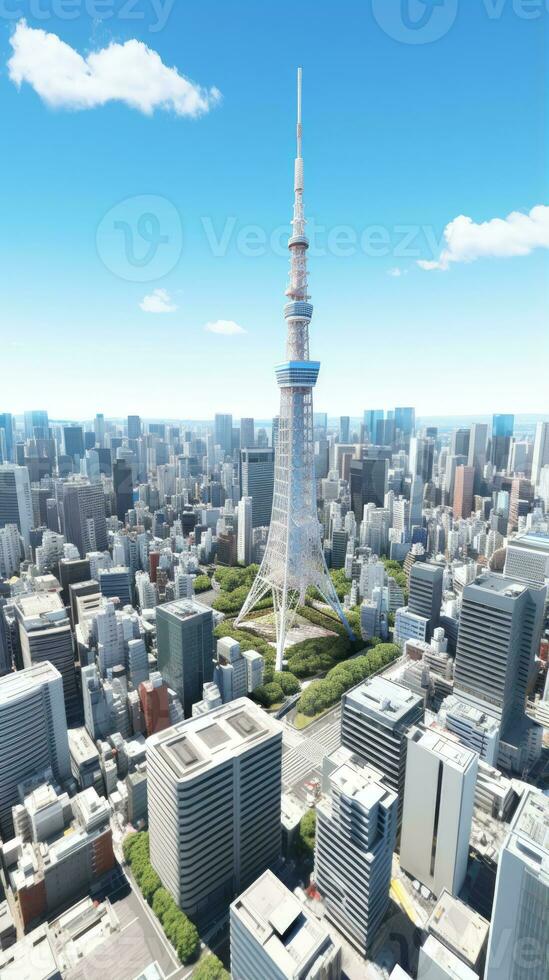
[24, 410, 49, 440]
[341, 676, 424, 824]
[0, 662, 71, 839]
[15, 592, 79, 720]
[215, 413, 233, 455]
[63, 481, 108, 556]
[63, 425, 85, 459]
[315, 748, 397, 954]
[339, 415, 350, 443]
[349, 454, 389, 521]
[156, 599, 214, 717]
[240, 448, 274, 527]
[127, 414, 141, 440]
[467, 422, 488, 491]
[113, 458, 133, 522]
[0, 413, 14, 463]
[399, 726, 478, 898]
[0, 462, 33, 547]
[491, 414, 514, 471]
[394, 406, 415, 447]
[363, 409, 383, 443]
[453, 464, 475, 519]
[147, 699, 282, 929]
[531, 420, 549, 488]
[409, 436, 434, 483]
[453, 572, 545, 756]
[408, 562, 443, 640]
[237, 495, 253, 565]
[485, 789, 549, 980]
[236, 70, 352, 669]
[239, 417, 255, 449]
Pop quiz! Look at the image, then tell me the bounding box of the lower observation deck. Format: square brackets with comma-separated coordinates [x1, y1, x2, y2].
[275, 360, 320, 388]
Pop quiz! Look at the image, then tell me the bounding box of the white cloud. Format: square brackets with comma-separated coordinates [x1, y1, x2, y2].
[8, 20, 221, 117]
[418, 204, 549, 271]
[139, 288, 177, 313]
[387, 267, 406, 277]
[204, 319, 246, 336]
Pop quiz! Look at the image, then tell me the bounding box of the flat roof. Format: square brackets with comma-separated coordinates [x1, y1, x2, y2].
[507, 789, 549, 872]
[15, 592, 64, 617]
[231, 870, 334, 976]
[466, 572, 528, 598]
[0, 662, 61, 705]
[427, 890, 489, 967]
[147, 698, 281, 780]
[327, 755, 396, 811]
[409, 726, 477, 772]
[421, 935, 478, 980]
[156, 598, 212, 621]
[345, 675, 423, 725]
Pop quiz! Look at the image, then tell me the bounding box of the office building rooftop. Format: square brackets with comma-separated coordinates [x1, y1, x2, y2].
[427, 889, 489, 969]
[158, 598, 212, 621]
[507, 789, 549, 870]
[231, 869, 337, 978]
[409, 726, 477, 774]
[147, 698, 281, 781]
[345, 675, 423, 726]
[0, 662, 62, 705]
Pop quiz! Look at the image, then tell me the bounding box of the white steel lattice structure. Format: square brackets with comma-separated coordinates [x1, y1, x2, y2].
[236, 68, 354, 671]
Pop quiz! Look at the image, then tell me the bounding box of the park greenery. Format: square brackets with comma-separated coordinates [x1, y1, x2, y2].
[123, 832, 199, 965]
[297, 642, 401, 718]
[193, 574, 212, 593]
[192, 954, 230, 979]
[253, 670, 300, 708]
[212, 564, 273, 615]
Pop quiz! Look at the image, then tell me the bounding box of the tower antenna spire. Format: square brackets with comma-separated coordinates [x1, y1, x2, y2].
[297, 66, 302, 158]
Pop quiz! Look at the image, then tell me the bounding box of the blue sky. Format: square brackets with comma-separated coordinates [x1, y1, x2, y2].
[1, 1, 547, 420]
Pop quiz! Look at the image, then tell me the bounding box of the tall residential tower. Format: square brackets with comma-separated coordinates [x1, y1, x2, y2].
[236, 70, 353, 669]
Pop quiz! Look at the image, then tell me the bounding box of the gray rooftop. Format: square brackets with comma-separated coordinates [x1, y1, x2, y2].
[427, 889, 489, 967]
[231, 870, 337, 977]
[147, 698, 281, 780]
[345, 675, 423, 726]
[0, 662, 62, 705]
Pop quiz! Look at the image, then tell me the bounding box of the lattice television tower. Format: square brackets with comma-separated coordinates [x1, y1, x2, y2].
[236, 68, 354, 671]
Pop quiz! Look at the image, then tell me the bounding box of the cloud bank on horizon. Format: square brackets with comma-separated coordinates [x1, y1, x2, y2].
[418, 204, 549, 271]
[7, 20, 221, 117]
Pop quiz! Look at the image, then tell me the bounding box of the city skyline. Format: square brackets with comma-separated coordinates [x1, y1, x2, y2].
[1, 4, 547, 417]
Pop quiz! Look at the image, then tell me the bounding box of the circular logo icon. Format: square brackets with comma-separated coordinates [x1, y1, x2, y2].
[96, 195, 183, 282]
[371, 0, 458, 45]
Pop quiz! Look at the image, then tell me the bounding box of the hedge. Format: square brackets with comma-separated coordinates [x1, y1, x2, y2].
[297, 643, 401, 717]
[124, 832, 199, 965]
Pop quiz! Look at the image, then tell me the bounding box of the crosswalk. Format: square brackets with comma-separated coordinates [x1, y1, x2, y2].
[282, 709, 342, 789]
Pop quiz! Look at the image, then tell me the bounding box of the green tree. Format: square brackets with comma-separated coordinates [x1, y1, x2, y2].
[274, 671, 300, 695]
[193, 574, 212, 593]
[192, 954, 230, 979]
[297, 809, 316, 858]
[152, 887, 174, 924]
[253, 682, 284, 707]
[140, 864, 161, 905]
[174, 918, 200, 964]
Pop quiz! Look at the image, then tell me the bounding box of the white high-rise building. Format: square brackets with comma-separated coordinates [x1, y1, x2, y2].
[0, 662, 70, 839]
[147, 699, 282, 929]
[0, 523, 20, 578]
[315, 748, 397, 955]
[485, 789, 549, 980]
[237, 496, 253, 565]
[531, 421, 549, 488]
[0, 463, 33, 548]
[230, 870, 342, 980]
[400, 727, 478, 898]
